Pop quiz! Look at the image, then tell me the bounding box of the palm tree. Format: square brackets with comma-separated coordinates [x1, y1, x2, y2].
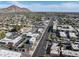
[58, 38, 64, 56]
[71, 37, 77, 43]
[48, 33, 52, 41]
[48, 33, 55, 42]
[0, 31, 5, 39]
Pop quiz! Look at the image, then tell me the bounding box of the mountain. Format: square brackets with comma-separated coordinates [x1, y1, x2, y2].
[0, 5, 31, 13]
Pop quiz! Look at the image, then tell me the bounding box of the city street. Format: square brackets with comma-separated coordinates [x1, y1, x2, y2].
[32, 17, 53, 57]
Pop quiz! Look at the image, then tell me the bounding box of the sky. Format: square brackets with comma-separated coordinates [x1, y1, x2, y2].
[0, 1, 79, 12]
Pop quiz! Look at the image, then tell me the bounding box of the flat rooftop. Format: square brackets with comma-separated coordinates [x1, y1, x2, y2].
[59, 31, 67, 38]
[57, 25, 75, 31]
[0, 35, 22, 46]
[69, 32, 77, 38]
[62, 50, 79, 57]
[0, 49, 21, 57]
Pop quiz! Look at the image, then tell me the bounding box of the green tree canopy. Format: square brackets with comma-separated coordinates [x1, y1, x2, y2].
[0, 31, 5, 39]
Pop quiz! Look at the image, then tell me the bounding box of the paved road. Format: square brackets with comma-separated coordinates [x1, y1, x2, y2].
[32, 17, 53, 57]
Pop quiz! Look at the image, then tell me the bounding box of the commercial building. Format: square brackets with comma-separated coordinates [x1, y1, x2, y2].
[62, 50, 79, 57]
[0, 32, 23, 47]
[50, 43, 60, 56]
[57, 25, 75, 32]
[0, 49, 21, 57]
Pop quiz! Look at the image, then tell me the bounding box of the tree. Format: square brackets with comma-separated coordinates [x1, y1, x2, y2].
[48, 33, 53, 41]
[35, 16, 42, 21]
[14, 25, 23, 31]
[0, 31, 5, 39]
[58, 38, 64, 56]
[7, 42, 13, 50]
[48, 33, 58, 42]
[71, 37, 77, 43]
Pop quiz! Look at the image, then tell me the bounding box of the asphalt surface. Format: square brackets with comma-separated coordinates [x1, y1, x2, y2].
[32, 17, 53, 57]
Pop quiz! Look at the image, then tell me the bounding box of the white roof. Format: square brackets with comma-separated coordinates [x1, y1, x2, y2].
[31, 33, 39, 38]
[69, 32, 77, 38]
[57, 25, 74, 31]
[71, 43, 79, 50]
[6, 32, 12, 37]
[76, 28, 79, 32]
[0, 36, 22, 46]
[0, 37, 12, 44]
[0, 27, 7, 30]
[26, 32, 32, 36]
[53, 21, 57, 30]
[62, 50, 79, 57]
[59, 32, 67, 37]
[12, 36, 22, 46]
[50, 49, 59, 55]
[26, 32, 39, 38]
[38, 28, 43, 33]
[0, 49, 21, 57]
[29, 37, 36, 44]
[20, 27, 32, 33]
[51, 43, 58, 49]
[50, 43, 59, 55]
[25, 32, 39, 44]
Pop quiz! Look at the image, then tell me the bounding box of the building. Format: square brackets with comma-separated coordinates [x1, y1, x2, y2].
[0, 49, 21, 57]
[53, 21, 57, 32]
[38, 28, 44, 33]
[20, 27, 32, 34]
[0, 32, 23, 47]
[26, 32, 39, 43]
[62, 50, 79, 57]
[71, 42, 79, 50]
[59, 31, 67, 38]
[69, 32, 77, 38]
[57, 25, 75, 32]
[50, 43, 60, 56]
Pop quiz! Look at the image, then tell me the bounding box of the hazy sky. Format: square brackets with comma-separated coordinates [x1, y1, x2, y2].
[0, 1, 79, 12]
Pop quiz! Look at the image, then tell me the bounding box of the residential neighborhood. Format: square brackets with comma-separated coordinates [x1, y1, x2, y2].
[0, 10, 50, 57]
[46, 15, 79, 57]
[0, 1, 79, 57]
